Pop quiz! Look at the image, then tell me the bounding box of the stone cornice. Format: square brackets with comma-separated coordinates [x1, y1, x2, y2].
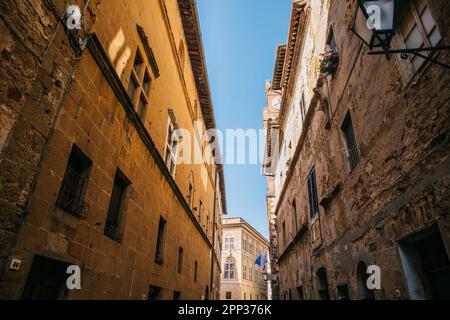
[177, 0, 227, 215]
[223, 218, 269, 246]
[272, 45, 287, 90]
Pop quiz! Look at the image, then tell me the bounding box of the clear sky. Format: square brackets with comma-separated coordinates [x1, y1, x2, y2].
[197, 0, 292, 238]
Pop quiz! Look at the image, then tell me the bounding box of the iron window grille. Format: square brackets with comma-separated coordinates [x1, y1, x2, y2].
[56, 167, 90, 219]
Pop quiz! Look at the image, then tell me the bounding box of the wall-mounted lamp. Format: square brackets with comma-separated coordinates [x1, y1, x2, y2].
[351, 0, 450, 69]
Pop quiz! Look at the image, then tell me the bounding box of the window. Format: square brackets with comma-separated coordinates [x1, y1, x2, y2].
[224, 258, 235, 279]
[243, 264, 247, 280]
[56, 145, 92, 219]
[148, 285, 162, 300]
[164, 117, 179, 176]
[194, 261, 198, 282]
[128, 49, 150, 121]
[356, 262, 375, 300]
[299, 93, 306, 124]
[188, 182, 194, 209]
[243, 238, 247, 252]
[398, 225, 450, 299]
[316, 268, 330, 300]
[206, 212, 210, 235]
[224, 235, 234, 251]
[337, 284, 350, 300]
[178, 40, 186, 70]
[341, 112, 359, 171]
[104, 169, 130, 243]
[249, 266, 253, 282]
[173, 291, 181, 300]
[155, 216, 167, 264]
[137, 93, 148, 121]
[292, 199, 298, 233]
[307, 167, 320, 219]
[133, 49, 144, 75]
[398, 0, 441, 73]
[143, 70, 151, 95]
[327, 27, 338, 53]
[21, 255, 70, 300]
[177, 247, 184, 274]
[197, 199, 203, 222]
[282, 221, 286, 247]
[297, 286, 304, 300]
[225, 291, 232, 300]
[127, 73, 139, 104]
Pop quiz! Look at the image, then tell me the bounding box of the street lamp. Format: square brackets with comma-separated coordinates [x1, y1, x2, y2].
[351, 0, 396, 51]
[351, 0, 450, 69]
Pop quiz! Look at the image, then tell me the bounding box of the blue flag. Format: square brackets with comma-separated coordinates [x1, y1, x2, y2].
[255, 252, 267, 272]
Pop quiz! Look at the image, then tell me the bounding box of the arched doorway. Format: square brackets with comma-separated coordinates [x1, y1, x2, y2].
[357, 261, 375, 300]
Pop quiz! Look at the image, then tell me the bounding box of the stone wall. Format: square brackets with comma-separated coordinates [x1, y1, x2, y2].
[0, 0, 222, 300]
[275, 0, 450, 300]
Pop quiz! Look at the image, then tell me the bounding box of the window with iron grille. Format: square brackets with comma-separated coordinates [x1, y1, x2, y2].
[307, 167, 320, 219]
[341, 112, 359, 171]
[56, 145, 92, 219]
[155, 216, 167, 264]
[104, 169, 130, 243]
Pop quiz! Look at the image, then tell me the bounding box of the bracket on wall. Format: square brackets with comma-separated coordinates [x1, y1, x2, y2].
[368, 46, 450, 69]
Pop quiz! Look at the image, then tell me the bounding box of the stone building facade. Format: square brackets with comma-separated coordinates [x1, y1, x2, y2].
[0, 0, 226, 300]
[262, 47, 285, 300]
[220, 218, 269, 300]
[264, 0, 450, 300]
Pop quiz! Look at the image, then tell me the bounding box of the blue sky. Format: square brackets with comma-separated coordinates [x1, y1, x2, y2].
[197, 0, 292, 238]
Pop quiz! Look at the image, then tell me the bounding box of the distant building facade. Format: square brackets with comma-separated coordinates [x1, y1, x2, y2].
[264, 0, 450, 300]
[0, 0, 226, 300]
[220, 218, 269, 300]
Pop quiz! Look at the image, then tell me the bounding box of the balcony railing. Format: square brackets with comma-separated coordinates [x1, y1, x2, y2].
[56, 168, 89, 219]
[347, 146, 360, 170]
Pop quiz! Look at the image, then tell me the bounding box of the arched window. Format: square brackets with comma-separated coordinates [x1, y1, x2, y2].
[316, 267, 330, 300]
[357, 261, 375, 300]
[224, 258, 235, 279]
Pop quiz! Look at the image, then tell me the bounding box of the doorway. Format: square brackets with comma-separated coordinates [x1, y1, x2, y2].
[398, 225, 450, 299]
[21, 255, 69, 300]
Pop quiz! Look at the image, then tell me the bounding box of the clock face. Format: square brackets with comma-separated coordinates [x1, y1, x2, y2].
[272, 96, 281, 109]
